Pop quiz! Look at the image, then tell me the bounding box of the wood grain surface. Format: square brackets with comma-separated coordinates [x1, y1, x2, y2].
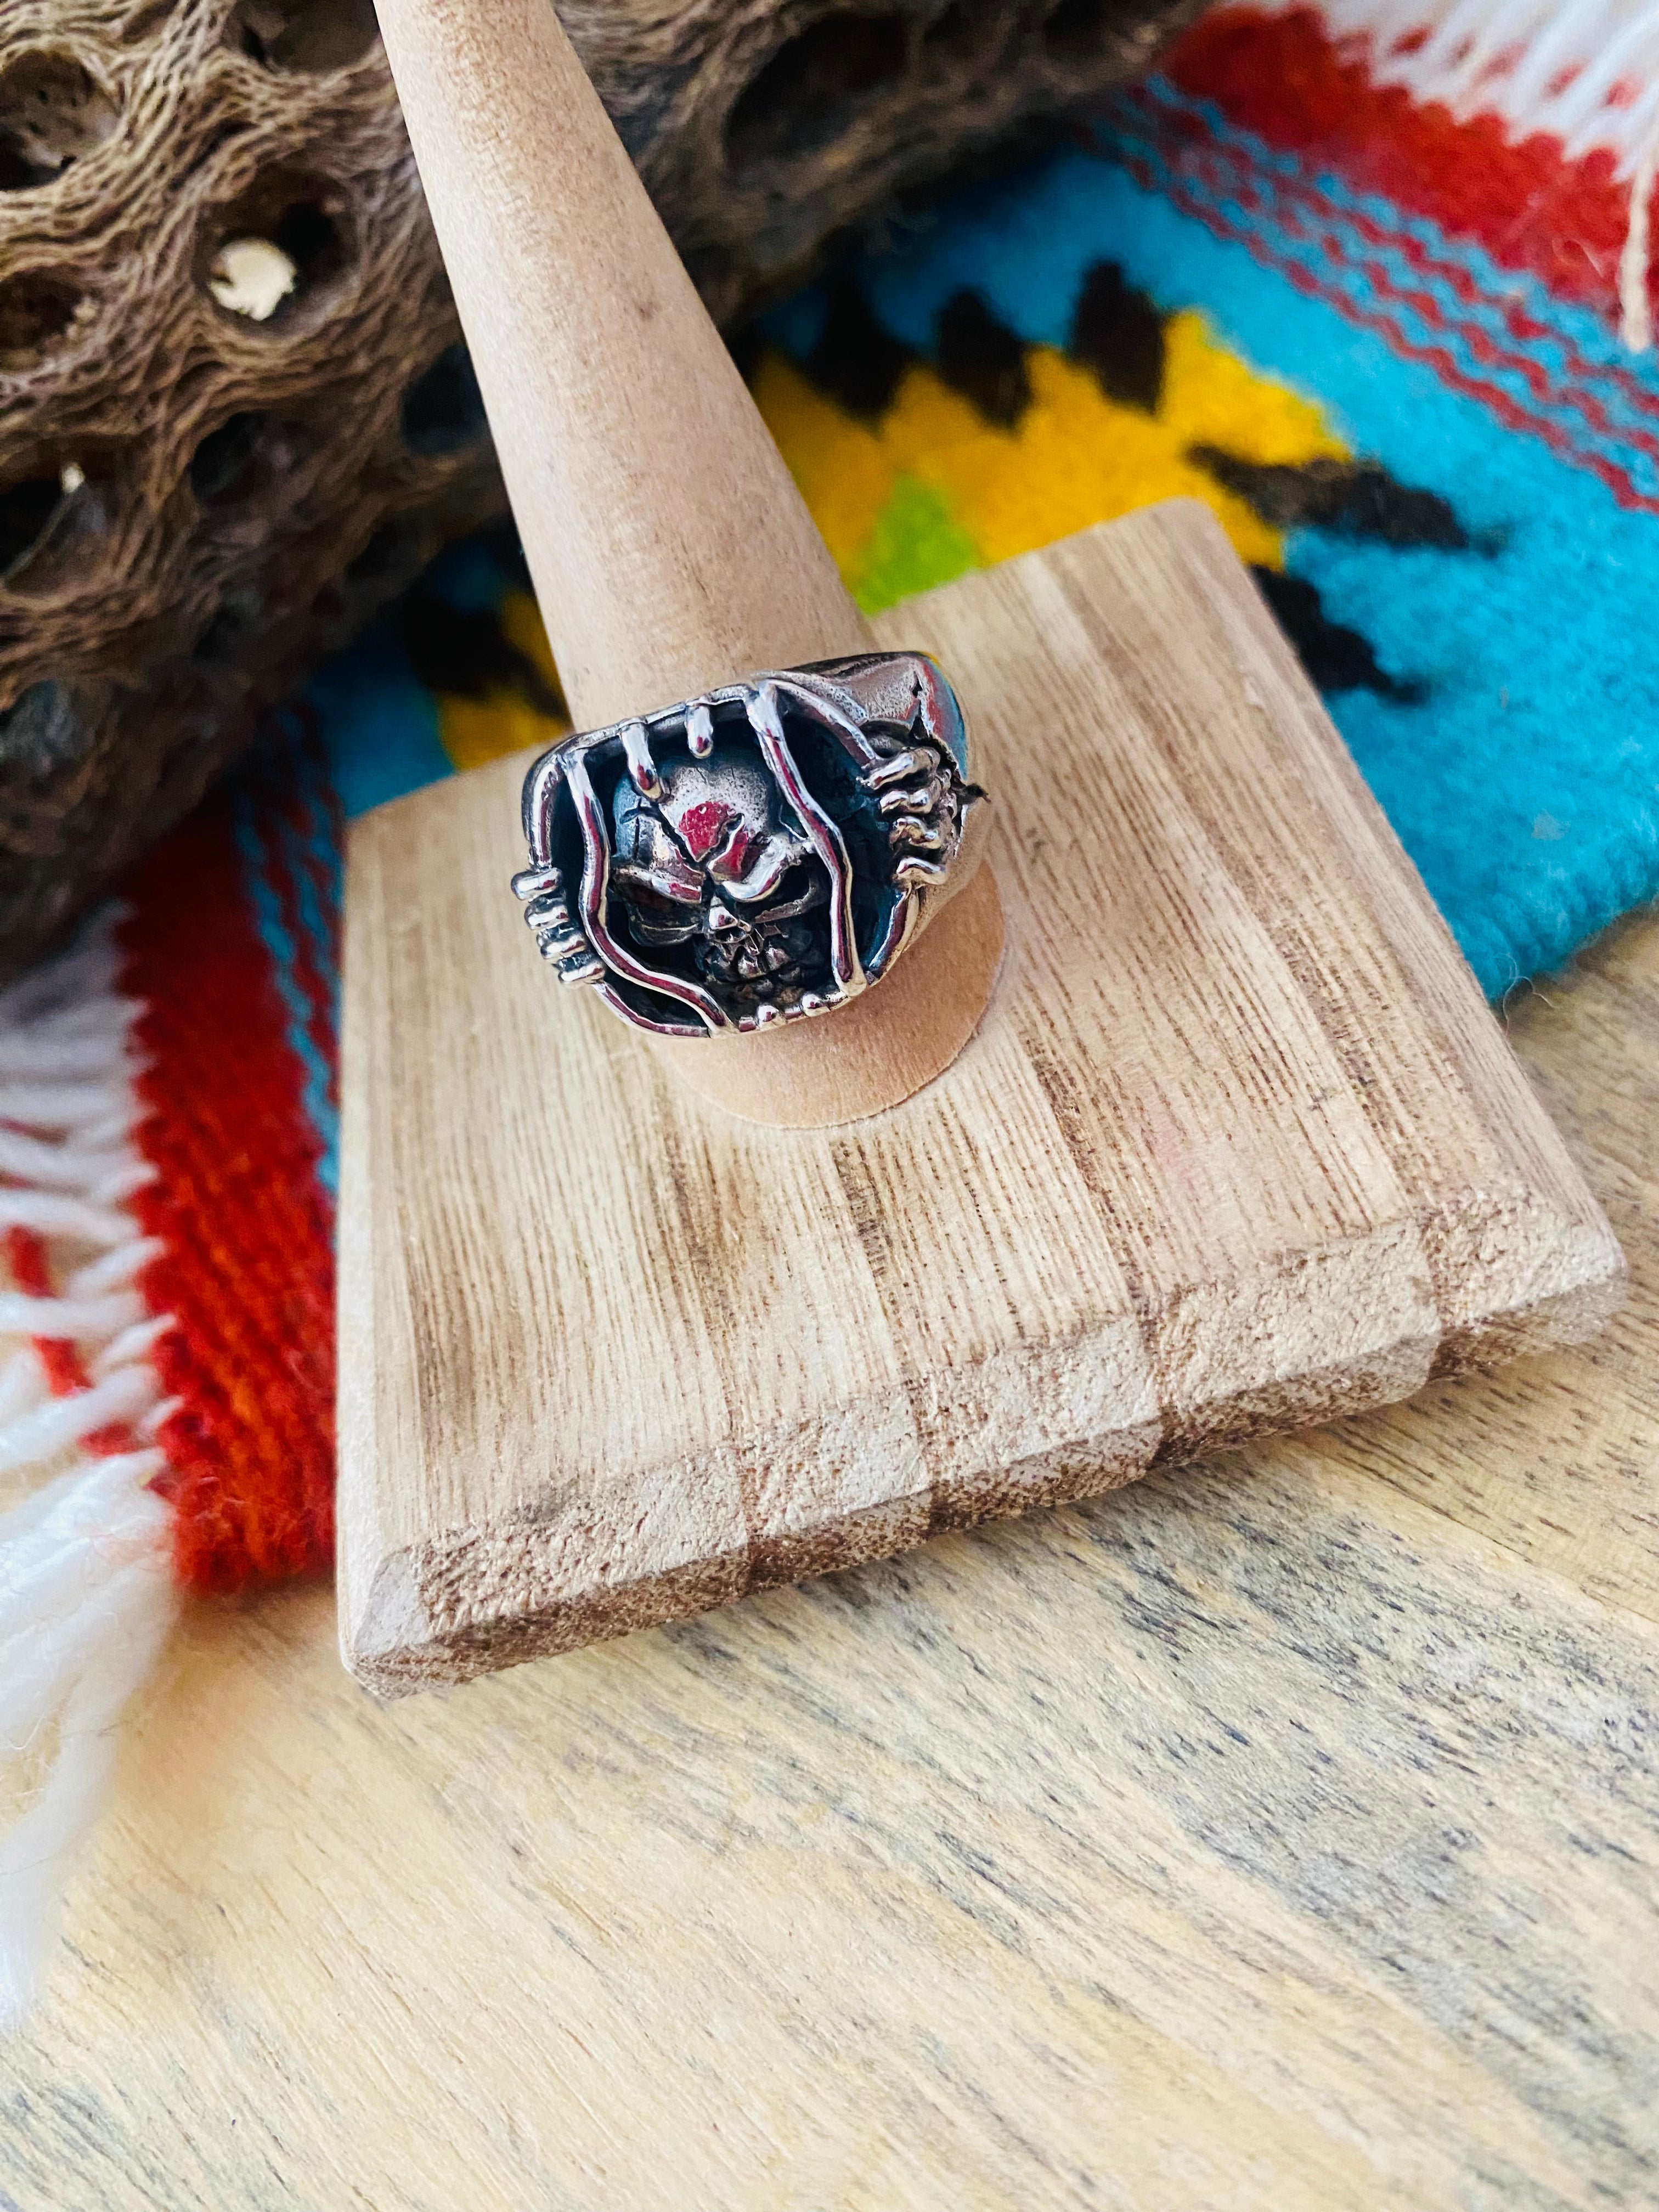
[337, 501, 1622, 1691]
[2, 901, 1656, 2208]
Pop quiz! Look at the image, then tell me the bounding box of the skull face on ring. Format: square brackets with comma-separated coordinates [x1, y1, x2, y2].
[611, 750, 827, 1001]
[514, 652, 985, 1037]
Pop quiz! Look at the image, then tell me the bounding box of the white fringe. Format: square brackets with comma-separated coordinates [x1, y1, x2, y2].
[0, 916, 177, 2032]
[1251, 0, 1659, 345]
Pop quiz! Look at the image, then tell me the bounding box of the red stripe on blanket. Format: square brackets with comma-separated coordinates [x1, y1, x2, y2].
[1146, 95, 1659, 451]
[119, 798, 335, 1594]
[1116, 139, 1659, 515]
[1169, 5, 1651, 329]
[1120, 111, 1659, 496]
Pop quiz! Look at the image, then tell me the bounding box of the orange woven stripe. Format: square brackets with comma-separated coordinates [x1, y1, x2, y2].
[119, 797, 335, 1594]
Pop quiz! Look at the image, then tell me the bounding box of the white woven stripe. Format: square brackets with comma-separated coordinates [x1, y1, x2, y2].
[1251, 0, 1659, 173]
[0, 913, 178, 2031]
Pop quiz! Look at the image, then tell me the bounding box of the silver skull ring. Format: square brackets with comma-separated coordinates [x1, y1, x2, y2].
[512, 652, 987, 1037]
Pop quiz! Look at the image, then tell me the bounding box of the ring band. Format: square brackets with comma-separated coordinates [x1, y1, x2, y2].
[512, 653, 988, 1038]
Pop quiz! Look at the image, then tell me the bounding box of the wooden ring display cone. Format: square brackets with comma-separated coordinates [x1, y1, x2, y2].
[371, 0, 1000, 1127]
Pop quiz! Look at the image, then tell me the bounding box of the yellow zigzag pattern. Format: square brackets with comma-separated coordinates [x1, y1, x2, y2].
[755, 310, 1345, 602]
[438, 310, 1346, 769]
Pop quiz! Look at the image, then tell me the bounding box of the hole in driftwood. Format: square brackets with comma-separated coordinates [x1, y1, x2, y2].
[725, 14, 907, 169]
[0, 270, 83, 364]
[189, 411, 268, 504]
[0, 453, 109, 591]
[0, 477, 65, 577]
[193, 585, 264, 665]
[0, 53, 118, 190]
[401, 343, 488, 455]
[346, 520, 426, 591]
[0, 678, 86, 777]
[205, 174, 352, 327]
[922, 0, 992, 63]
[232, 0, 380, 71]
[1042, 0, 1119, 61]
[187, 409, 317, 509]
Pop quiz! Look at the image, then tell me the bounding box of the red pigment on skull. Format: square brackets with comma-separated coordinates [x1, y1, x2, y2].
[677, 799, 734, 861]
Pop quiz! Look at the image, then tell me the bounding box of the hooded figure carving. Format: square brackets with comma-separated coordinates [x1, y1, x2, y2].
[514, 651, 986, 1037]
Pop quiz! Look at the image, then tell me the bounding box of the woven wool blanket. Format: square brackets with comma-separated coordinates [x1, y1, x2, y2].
[4, 0, 1659, 2019]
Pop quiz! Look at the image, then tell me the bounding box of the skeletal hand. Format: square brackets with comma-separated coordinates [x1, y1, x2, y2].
[511, 862, 603, 986]
[862, 742, 962, 889]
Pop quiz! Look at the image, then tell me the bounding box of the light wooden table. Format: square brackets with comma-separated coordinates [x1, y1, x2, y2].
[4, 913, 1656, 2211]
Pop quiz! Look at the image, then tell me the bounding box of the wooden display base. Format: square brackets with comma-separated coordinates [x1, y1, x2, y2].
[337, 502, 1623, 1694]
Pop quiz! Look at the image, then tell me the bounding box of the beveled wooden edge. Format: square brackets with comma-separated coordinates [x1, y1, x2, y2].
[343, 1180, 1623, 1696]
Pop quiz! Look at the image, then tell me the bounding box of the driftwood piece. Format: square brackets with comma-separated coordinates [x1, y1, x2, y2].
[0, 0, 1195, 980]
